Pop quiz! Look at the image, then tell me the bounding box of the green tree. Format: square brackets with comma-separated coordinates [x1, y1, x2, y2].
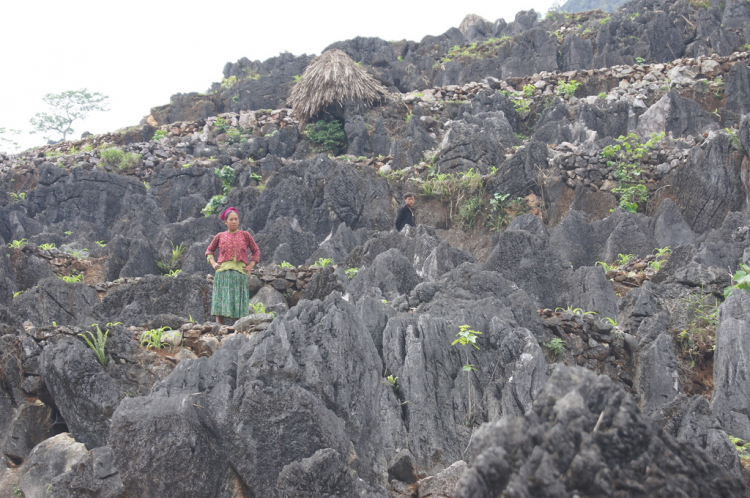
[30, 89, 109, 141]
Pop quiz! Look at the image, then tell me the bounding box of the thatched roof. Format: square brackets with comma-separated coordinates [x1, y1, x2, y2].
[288, 49, 388, 121]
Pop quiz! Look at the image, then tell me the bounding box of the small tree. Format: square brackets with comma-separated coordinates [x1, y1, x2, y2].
[30, 89, 109, 142]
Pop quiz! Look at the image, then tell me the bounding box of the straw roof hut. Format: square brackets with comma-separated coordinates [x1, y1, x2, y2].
[288, 49, 388, 122]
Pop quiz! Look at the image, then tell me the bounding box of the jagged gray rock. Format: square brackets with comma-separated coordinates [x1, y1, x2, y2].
[457, 365, 747, 498]
[109, 293, 405, 497]
[711, 289, 750, 441]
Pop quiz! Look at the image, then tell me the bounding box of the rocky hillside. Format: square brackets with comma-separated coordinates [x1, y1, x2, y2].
[2, 0, 750, 496]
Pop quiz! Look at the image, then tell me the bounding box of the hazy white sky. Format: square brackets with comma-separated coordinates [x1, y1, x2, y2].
[1, 0, 554, 150]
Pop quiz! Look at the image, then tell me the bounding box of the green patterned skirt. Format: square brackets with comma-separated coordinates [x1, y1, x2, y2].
[211, 269, 249, 319]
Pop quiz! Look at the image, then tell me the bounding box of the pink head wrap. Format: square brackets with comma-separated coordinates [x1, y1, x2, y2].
[219, 207, 239, 221]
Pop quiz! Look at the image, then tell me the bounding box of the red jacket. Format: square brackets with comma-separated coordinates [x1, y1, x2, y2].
[205, 230, 260, 265]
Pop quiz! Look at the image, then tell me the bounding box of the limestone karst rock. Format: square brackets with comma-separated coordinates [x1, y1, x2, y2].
[3, 1, 750, 496]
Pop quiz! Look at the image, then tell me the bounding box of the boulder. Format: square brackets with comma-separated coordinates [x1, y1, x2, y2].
[636, 90, 719, 138]
[17, 434, 88, 498]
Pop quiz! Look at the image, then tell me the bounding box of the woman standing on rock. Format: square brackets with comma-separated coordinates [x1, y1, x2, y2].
[206, 207, 261, 324]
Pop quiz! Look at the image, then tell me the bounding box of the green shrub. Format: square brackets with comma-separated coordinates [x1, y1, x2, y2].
[99, 147, 140, 170]
[119, 152, 141, 170]
[314, 258, 333, 267]
[278, 261, 295, 268]
[345, 267, 359, 279]
[303, 120, 347, 154]
[601, 132, 664, 212]
[152, 129, 168, 141]
[725, 262, 750, 297]
[458, 194, 484, 230]
[201, 195, 227, 216]
[100, 147, 124, 167]
[556, 80, 581, 98]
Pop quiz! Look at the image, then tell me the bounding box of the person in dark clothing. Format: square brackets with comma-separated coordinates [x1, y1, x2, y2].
[395, 193, 416, 231]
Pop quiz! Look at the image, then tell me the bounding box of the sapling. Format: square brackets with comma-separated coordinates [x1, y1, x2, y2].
[452, 325, 482, 426]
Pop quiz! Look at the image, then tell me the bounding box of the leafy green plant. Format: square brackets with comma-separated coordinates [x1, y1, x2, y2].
[599, 16, 612, 24]
[457, 193, 484, 230]
[220, 76, 239, 88]
[143, 181, 151, 189]
[59, 273, 84, 283]
[725, 262, 750, 297]
[215, 165, 236, 193]
[166, 269, 182, 277]
[9, 192, 26, 202]
[250, 172, 262, 182]
[544, 337, 566, 357]
[615, 253, 635, 267]
[13, 291, 23, 298]
[278, 261, 295, 268]
[152, 129, 168, 141]
[555, 307, 597, 316]
[648, 259, 665, 272]
[729, 435, 750, 462]
[635, 57, 646, 65]
[678, 292, 719, 368]
[39, 243, 56, 251]
[202, 166, 236, 216]
[96, 240, 106, 247]
[522, 84, 536, 97]
[452, 325, 482, 425]
[596, 261, 616, 272]
[202, 195, 227, 216]
[512, 97, 531, 113]
[487, 192, 526, 231]
[303, 120, 347, 154]
[314, 258, 333, 267]
[556, 80, 581, 98]
[598, 92, 607, 99]
[140, 326, 169, 349]
[6, 239, 27, 249]
[66, 248, 88, 259]
[453, 324, 482, 350]
[385, 374, 399, 390]
[250, 302, 277, 316]
[345, 267, 359, 279]
[601, 132, 664, 212]
[79, 324, 109, 366]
